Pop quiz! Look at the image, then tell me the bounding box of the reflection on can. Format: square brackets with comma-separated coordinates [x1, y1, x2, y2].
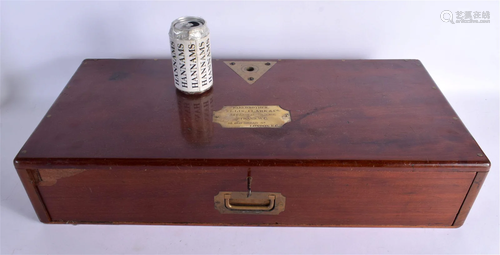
[176, 89, 213, 145]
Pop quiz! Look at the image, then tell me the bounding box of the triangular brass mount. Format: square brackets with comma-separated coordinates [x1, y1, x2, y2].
[224, 61, 277, 84]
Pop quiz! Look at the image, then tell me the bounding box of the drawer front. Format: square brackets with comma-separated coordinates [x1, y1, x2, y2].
[35, 167, 475, 226]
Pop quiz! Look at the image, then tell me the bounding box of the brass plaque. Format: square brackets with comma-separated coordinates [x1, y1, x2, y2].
[213, 105, 291, 128]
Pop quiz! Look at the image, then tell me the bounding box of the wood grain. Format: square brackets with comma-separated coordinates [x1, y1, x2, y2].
[13, 59, 489, 226]
[16, 169, 51, 223]
[453, 171, 488, 227]
[15, 59, 489, 169]
[37, 167, 474, 226]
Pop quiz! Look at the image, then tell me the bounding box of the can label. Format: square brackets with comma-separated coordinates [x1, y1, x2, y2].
[170, 36, 213, 93]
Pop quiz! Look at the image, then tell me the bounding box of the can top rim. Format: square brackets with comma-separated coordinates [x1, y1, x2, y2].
[171, 16, 206, 31]
[169, 16, 209, 40]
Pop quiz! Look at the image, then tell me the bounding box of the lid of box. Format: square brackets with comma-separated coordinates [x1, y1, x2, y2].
[15, 59, 489, 169]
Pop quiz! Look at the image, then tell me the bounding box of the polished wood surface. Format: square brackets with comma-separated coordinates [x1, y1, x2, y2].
[37, 167, 474, 226]
[15, 59, 489, 169]
[16, 169, 51, 223]
[14, 59, 490, 226]
[453, 171, 488, 227]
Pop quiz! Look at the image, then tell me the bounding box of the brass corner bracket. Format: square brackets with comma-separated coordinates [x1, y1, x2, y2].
[224, 61, 277, 84]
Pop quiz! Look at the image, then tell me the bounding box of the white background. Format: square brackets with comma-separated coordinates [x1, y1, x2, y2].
[1, 1, 499, 254]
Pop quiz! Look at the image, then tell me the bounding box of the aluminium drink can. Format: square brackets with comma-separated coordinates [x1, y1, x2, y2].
[169, 16, 213, 94]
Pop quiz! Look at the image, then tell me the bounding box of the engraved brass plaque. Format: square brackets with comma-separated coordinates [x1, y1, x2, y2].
[214, 191, 286, 215]
[213, 105, 291, 128]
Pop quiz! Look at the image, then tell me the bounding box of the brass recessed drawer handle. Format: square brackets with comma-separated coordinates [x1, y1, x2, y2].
[224, 194, 275, 211]
[214, 191, 286, 215]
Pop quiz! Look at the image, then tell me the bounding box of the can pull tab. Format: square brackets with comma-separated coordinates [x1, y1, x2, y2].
[187, 21, 200, 27]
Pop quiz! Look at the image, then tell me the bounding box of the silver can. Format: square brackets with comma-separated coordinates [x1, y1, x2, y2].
[169, 16, 213, 94]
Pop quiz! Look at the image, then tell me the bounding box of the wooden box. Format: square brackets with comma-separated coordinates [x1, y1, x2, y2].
[14, 59, 489, 227]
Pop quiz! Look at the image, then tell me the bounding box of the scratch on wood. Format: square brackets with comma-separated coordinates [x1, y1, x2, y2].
[295, 105, 334, 122]
[38, 169, 87, 186]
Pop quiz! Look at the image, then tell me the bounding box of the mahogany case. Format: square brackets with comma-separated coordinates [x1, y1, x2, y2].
[14, 59, 489, 227]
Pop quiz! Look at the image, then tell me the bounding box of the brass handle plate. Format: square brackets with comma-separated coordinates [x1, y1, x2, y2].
[214, 192, 286, 215]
